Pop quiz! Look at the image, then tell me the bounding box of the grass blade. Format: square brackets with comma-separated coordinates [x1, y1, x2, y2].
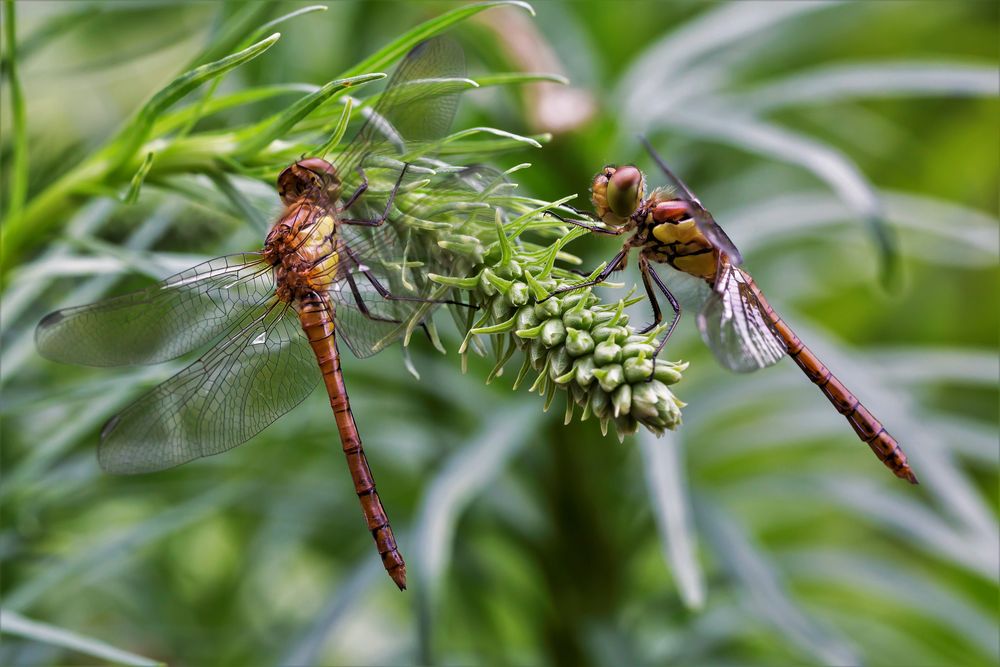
[111, 32, 281, 174]
[0, 610, 164, 667]
[186, 1, 275, 68]
[233, 73, 385, 159]
[639, 430, 706, 610]
[412, 402, 541, 662]
[243, 4, 327, 48]
[472, 72, 569, 87]
[281, 558, 382, 666]
[740, 61, 1000, 112]
[3, 0, 28, 218]
[5, 484, 245, 610]
[123, 152, 154, 204]
[698, 498, 861, 665]
[338, 1, 536, 79]
[617, 1, 841, 118]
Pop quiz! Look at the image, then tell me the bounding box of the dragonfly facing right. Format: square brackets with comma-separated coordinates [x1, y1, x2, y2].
[549, 138, 917, 484]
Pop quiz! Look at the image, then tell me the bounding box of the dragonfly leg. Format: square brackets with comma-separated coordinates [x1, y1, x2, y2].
[565, 202, 602, 219]
[637, 257, 663, 335]
[544, 209, 624, 236]
[343, 271, 437, 343]
[340, 167, 370, 212]
[341, 163, 411, 227]
[339, 241, 476, 310]
[542, 246, 630, 301]
[641, 261, 681, 369]
[359, 265, 476, 310]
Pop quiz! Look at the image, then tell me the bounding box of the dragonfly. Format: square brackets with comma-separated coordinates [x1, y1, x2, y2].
[35, 37, 479, 590]
[548, 137, 917, 484]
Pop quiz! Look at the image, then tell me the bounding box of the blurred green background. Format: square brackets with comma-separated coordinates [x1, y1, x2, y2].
[1, 1, 997, 666]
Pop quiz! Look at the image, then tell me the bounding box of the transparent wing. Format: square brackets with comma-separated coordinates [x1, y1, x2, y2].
[333, 36, 467, 181]
[639, 136, 744, 265]
[696, 265, 786, 373]
[327, 273, 415, 359]
[327, 166, 498, 358]
[36, 253, 274, 367]
[688, 205, 744, 267]
[99, 300, 319, 473]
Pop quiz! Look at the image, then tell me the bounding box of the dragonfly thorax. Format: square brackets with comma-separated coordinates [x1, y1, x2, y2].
[633, 194, 717, 282]
[264, 203, 340, 303]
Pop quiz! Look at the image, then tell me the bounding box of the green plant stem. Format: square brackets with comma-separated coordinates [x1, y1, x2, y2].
[3, 0, 28, 219]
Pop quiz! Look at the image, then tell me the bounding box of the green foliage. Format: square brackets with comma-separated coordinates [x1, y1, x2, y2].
[1, 2, 997, 667]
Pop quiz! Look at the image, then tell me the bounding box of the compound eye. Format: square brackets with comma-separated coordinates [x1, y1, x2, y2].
[606, 166, 643, 218]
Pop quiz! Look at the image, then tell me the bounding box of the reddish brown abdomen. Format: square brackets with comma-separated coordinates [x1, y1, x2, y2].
[746, 278, 917, 484]
[297, 293, 408, 588]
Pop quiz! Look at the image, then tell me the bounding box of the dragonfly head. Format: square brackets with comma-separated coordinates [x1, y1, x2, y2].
[591, 165, 644, 226]
[278, 158, 340, 205]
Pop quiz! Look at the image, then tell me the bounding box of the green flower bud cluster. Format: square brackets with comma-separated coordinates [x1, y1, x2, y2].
[430, 209, 687, 440]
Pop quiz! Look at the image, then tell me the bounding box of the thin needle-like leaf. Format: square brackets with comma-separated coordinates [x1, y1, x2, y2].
[233, 73, 385, 159]
[412, 403, 542, 661]
[0, 610, 164, 667]
[338, 1, 535, 79]
[123, 153, 155, 204]
[3, 0, 28, 218]
[639, 430, 706, 610]
[112, 32, 282, 174]
[5, 484, 246, 610]
[739, 61, 1000, 112]
[617, 1, 841, 117]
[698, 499, 861, 665]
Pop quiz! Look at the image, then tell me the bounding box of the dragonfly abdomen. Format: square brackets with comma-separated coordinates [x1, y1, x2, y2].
[298, 294, 408, 589]
[745, 279, 918, 484]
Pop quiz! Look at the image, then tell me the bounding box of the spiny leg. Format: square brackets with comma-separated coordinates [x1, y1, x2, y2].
[341, 163, 411, 227]
[344, 271, 435, 343]
[340, 241, 476, 310]
[545, 209, 625, 236]
[339, 165, 370, 212]
[641, 260, 681, 363]
[637, 256, 663, 335]
[542, 246, 630, 301]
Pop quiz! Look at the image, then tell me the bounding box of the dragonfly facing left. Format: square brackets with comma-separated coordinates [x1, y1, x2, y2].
[35, 37, 477, 590]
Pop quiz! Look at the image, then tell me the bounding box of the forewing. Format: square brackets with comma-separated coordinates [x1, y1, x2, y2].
[639, 135, 744, 265]
[334, 36, 466, 180]
[36, 253, 274, 367]
[327, 166, 497, 358]
[690, 207, 744, 266]
[696, 266, 786, 373]
[327, 267, 437, 359]
[99, 300, 319, 473]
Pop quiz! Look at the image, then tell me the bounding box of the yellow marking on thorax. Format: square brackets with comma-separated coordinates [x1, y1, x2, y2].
[650, 219, 717, 280]
[295, 214, 340, 287]
[652, 218, 704, 245]
[673, 252, 716, 280]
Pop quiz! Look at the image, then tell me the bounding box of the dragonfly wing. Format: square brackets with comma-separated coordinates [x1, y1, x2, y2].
[326, 267, 437, 359]
[696, 267, 786, 373]
[334, 36, 467, 181]
[98, 300, 319, 473]
[328, 166, 500, 359]
[638, 135, 744, 265]
[690, 207, 744, 266]
[36, 253, 274, 367]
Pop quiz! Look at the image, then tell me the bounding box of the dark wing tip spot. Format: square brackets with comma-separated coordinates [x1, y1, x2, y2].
[38, 310, 66, 329]
[100, 415, 121, 441]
